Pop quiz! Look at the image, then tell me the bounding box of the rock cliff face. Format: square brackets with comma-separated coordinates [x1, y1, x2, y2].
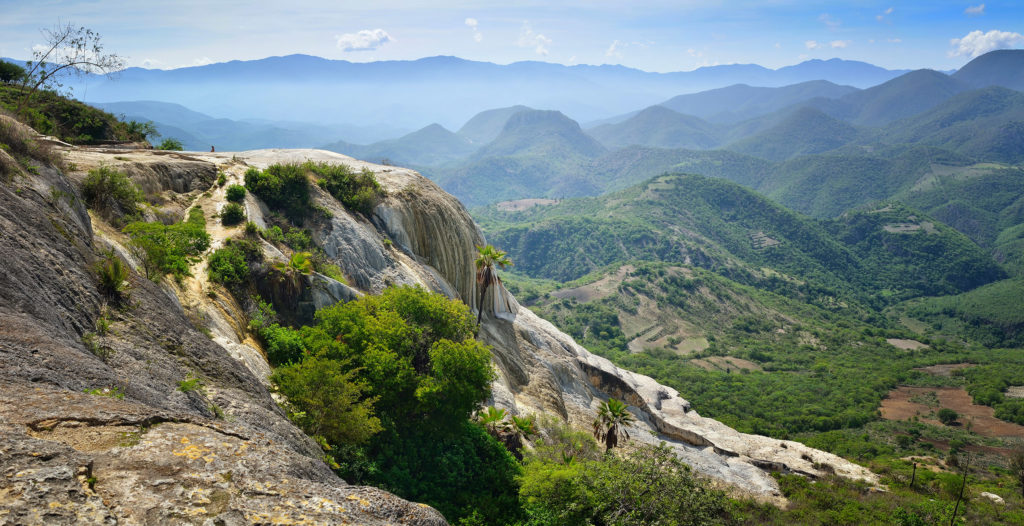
[0, 136, 444, 524]
[0, 138, 875, 524]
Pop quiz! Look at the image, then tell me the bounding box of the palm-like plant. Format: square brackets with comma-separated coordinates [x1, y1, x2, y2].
[476, 406, 511, 435]
[593, 398, 635, 452]
[474, 244, 512, 325]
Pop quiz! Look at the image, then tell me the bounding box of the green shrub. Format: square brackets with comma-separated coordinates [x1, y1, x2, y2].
[273, 355, 381, 446]
[94, 251, 129, 298]
[244, 164, 311, 223]
[225, 184, 246, 203]
[207, 244, 249, 287]
[260, 323, 306, 365]
[287, 251, 313, 274]
[244, 220, 260, 236]
[221, 202, 245, 226]
[0, 61, 26, 84]
[937, 408, 958, 426]
[178, 373, 202, 392]
[519, 442, 728, 526]
[157, 138, 183, 151]
[82, 166, 142, 222]
[123, 217, 210, 280]
[311, 161, 383, 215]
[216, 172, 226, 186]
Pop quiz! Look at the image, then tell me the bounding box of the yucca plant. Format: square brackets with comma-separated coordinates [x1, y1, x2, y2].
[95, 251, 129, 298]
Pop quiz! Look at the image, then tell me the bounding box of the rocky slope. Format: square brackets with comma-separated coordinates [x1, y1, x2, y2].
[0, 123, 876, 523]
[0, 118, 444, 525]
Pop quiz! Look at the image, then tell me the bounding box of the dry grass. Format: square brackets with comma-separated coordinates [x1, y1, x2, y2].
[0, 111, 62, 179]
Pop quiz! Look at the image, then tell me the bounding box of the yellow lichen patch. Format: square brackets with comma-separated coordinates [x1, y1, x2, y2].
[173, 443, 213, 460]
[48, 501, 63, 508]
[187, 507, 208, 516]
[345, 494, 370, 507]
[180, 437, 190, 444]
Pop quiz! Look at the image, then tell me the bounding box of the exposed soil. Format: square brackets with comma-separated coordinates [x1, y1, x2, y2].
[881, 386, 1024, 438]
[886, 338, 930, 350]
[495, 198, 559, 211]
[552, 265, 633, 303]
[690, 356, 762, 373]
[913, 362, 975, 376]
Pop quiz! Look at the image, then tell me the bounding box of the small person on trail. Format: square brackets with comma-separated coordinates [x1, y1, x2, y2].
[210, 146, 215, 152]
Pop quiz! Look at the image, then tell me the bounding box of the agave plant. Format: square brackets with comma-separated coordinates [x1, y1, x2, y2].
[474, 244, 512, 325]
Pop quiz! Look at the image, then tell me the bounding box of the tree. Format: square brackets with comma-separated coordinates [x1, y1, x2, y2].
[1010, 449, 1024, 497]
[271, 355, 381, 446]
[0, 61, 26, 84]
[474, 244, 512, 325]
[16, 23, 124, 116]
[593, 398, 635, 452]
[157, 137, 183, 151]
[937, 408, 958, 426]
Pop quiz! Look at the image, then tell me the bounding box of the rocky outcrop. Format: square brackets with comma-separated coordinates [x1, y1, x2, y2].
[206, 149, 877, 498]
[0, 147, 445, 524]
[2, 142, 876, 523]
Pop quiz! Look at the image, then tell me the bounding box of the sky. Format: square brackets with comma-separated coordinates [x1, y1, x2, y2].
[1, 0, 1023, 73]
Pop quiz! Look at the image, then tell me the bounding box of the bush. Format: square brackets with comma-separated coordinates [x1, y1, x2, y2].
[157, 138, 183, 151]
[244, 164, 310, 223]
[225, 184, 246, 203]
[123, 217, 210, 279]
[938, 408, 959, 426]
[272, 355, 381, 446]
[82, 166, 142, 223]
[94, 251, 129, 298]
[519, 442, 729, 526]
[221, 202, 245, 226]
[207, 244, 249, 287]
[311, 161, 383, 216]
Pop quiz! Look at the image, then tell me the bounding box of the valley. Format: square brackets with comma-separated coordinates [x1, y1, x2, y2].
[2, 10, 1024, 523]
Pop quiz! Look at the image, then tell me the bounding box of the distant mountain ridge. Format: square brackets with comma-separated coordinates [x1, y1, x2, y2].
[53, 53, 911, 131]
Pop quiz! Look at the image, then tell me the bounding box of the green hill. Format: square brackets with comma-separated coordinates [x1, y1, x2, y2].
[829, 69, 967, 127]
[725, 106, 860, 161]
[587, 105, 722, 149]
[659, 80, 858, 124]
[952, 49, 1024, 92]
[873, 86, 1024, 164]
[323, 123, 475, 166]
[456, 105, 532, 145]
[471, 109, 606, 159]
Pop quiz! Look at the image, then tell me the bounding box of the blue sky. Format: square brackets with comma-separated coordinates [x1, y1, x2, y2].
[2, 1, 1022, 72]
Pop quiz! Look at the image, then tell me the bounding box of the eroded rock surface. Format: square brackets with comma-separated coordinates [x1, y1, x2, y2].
[0, 146, 445, 525]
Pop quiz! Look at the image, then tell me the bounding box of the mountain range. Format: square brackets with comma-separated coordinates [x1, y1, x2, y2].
[50, 54, 914, 132]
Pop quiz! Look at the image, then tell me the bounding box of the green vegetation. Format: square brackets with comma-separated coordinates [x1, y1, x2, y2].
[257, 286, 511, 523]
[84, 386, 124, 399]
[225, 184, 246, 203]
[474, 244, 512, 324]
[123, 208, 210, 280]
[207, 243, 249, 287]
[177, 373, 202, 392]
[591, 398, 634, 452]
[937, 408, 959, 425]
[311, 161, 383, 215]
[82, 166, 142, 224]
[520, 442, 729, 526]
[0, 61, 26, 84]
[156, 137, 183, 151]
[0, 85, 151, 145]
[220, 202, 245, 226]
[94, 251, 129, 298]
[902, 278, 1024, 347]
[244, 164, 311, 223]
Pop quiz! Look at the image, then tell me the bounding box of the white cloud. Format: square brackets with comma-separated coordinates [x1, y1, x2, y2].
[805, 40, 819, 49]
[965, 4, 985, 16]
[876, 7, 893, 22]
[141, 58, 164, 69]
[606, 40, 623, 58]
[335, 29, 393, 52]
[830, 40, 850, 48]
[888, 38, 902, 43]
[949, 29, 1024, 58]
[819, 13, 840, 29]
[465, 18, 482, 43]
[193, 57, 213, 66]
[517, 22, 551, 56]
